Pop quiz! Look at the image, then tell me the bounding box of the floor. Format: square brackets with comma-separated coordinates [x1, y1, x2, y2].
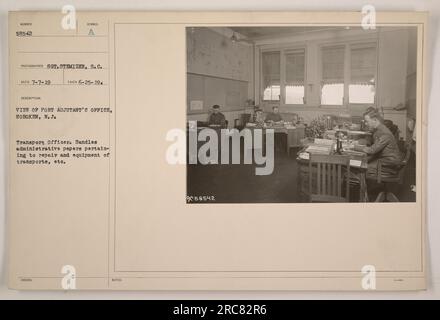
[187, 140, 417, 203]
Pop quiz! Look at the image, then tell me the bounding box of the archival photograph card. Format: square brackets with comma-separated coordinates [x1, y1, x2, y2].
[8, 11, 427, 290]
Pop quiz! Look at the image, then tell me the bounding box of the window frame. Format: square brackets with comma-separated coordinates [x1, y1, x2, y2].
[348, 42, 378, 106]
[318, 40, 378, 109]
[260, 50, 281, 103]
[260, 46, 307, 107]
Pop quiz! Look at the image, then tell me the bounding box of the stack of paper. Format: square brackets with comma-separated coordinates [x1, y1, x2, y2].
[305, 144, 333, 155]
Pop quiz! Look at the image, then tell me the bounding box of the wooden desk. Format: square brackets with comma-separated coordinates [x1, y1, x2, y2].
[246, 124, 305, 155]
[325, 129, 372, 139]
[296, 149, 368, 202]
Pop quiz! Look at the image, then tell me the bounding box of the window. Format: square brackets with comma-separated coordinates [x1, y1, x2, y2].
[260, 41, 377, 107]
[261, 49, 306, 105]
[349, 45, 376, 104]
[321, 83, 344, 105]
[320, 43, 377, 106]
[321, 45, 345, 105]
[262, 52, 280, 101]
[285, 49, 305, 104]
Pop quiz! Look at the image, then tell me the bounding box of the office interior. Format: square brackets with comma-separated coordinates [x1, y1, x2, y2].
[186, 26, 418, 203]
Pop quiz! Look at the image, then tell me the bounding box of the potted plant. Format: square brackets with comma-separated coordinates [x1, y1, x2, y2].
[305, 115, 328, 139]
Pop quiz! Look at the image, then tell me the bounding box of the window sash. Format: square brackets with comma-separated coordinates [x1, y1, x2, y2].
[320, 42, 377, 106]
[285, 49, 305, 86]
[350, 45, 376, 85]
[321, 45, 345, 84]
[262, 51, 281, 93]
[259, 41, 377, 107]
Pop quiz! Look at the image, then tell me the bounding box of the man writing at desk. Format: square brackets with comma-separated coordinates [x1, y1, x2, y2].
[354, 108, 402, 178]
[265, 106, 283, 123]
[207, 104, 226, 128]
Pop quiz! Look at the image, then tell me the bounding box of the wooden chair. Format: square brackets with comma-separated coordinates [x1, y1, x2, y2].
[308, 154, 350, 202]
[367, 140, 413, 202]
[234, 113, 251, 130]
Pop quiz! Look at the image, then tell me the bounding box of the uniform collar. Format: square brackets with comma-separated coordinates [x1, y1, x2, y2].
[372, 123, 385, 133]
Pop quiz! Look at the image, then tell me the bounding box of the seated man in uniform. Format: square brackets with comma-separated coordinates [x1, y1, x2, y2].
[252, 108, 265, 126]
[207, 104, 227, 128]
[354, 107, 402, 179]
[265, 106, 283, 123]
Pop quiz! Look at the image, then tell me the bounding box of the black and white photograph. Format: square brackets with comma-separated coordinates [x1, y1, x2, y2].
[3, 5, 435, 297]
[186, 26, 418, 203]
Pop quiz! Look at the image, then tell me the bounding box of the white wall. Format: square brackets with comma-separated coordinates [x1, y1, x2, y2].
[377, 28, 409, 109]
[187, 27, 254, 127]
[187, 27, 252, 82]
[406, 27, 418, 119]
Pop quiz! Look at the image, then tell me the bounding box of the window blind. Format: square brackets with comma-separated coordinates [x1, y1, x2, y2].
[350, 45, 376, 85]
[321, 45, 345, 84]
[285, 49, 305, 86]
[262, 51, 280, 89]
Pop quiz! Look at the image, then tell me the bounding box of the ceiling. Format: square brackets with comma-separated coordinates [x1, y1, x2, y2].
[229, 26, 355, 40]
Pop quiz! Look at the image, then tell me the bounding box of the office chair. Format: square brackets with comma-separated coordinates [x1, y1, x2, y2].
[367, 141, 413, 202]
[308, 154, 350, 202]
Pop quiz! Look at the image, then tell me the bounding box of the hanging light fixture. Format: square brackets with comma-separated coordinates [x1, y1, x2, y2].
[230, 32, 238, 43]
[229, 29, 254, 44]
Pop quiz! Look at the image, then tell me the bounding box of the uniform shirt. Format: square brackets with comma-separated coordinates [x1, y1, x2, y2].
[208, 112, 226, 127]
[253, 112, 265, 126]
[361, 123, 402, 165]
[265, 112, 283, 122]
